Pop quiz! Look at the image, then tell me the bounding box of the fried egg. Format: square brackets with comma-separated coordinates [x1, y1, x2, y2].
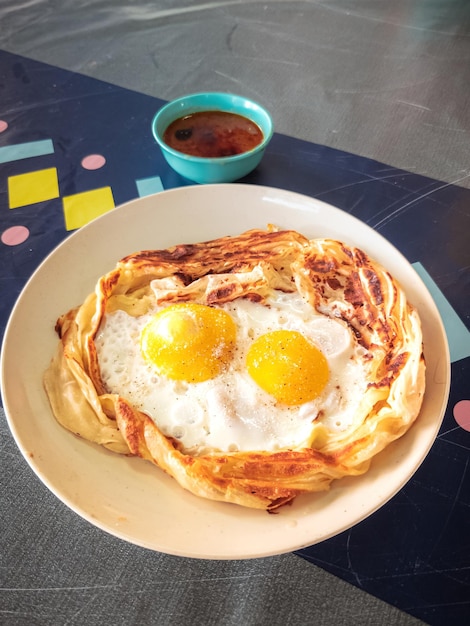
[44, 228, 426, 510]
[95, 291, 369, 455]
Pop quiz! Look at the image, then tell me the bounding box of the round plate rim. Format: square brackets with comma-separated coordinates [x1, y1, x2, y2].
[0, 183, 450, 559]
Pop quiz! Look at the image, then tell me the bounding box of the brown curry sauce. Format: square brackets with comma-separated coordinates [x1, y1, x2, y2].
[163, 110, 263, 158]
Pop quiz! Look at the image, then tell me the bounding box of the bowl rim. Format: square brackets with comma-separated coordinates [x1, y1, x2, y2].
[151, 91, 274, 164]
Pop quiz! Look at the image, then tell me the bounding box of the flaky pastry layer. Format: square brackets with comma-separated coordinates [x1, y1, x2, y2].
[43, 228, 425, 511]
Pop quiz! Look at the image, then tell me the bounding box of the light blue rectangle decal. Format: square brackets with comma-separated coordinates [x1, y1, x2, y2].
[0, 139, 54, 164]
[413, 262, 470, 364]
[136, 176, 164, 197]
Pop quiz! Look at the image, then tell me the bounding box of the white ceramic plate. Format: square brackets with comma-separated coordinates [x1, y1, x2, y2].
[1, 184, 450, 559]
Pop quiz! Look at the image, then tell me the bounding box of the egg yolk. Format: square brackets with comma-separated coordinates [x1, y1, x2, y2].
[141, 302, 236, 382]
[246, 329, 329, 405]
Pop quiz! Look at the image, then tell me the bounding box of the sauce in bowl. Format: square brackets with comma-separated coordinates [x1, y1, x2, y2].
[163, 110, 264, 158]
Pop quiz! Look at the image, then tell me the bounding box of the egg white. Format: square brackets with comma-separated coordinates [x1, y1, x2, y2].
[95, 292, 369, 454]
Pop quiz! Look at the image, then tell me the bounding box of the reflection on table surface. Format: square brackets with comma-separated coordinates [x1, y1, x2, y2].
[1, 2, 469, 626]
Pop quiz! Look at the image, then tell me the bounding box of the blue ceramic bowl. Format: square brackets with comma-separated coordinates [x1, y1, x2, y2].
[151, 92, 273, 184]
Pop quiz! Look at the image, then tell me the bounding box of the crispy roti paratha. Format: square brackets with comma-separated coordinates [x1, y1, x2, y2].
[43, 227, 425, 511]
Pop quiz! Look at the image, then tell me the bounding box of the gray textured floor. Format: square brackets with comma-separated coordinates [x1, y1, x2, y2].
[1, 0, 470, 188]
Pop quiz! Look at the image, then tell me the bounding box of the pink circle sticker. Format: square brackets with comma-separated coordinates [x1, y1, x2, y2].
[453, 400, 470, 432]
[1, 225, 30, 246]
[0, 120, 8, 133]
[81, 154, 106, 170]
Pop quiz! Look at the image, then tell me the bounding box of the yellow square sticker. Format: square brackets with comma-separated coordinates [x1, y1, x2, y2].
[8, 167, 60, 209]
[62, 187, 115, 231]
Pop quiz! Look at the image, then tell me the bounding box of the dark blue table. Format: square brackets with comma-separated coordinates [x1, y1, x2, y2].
[1, 50, 469, 625]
